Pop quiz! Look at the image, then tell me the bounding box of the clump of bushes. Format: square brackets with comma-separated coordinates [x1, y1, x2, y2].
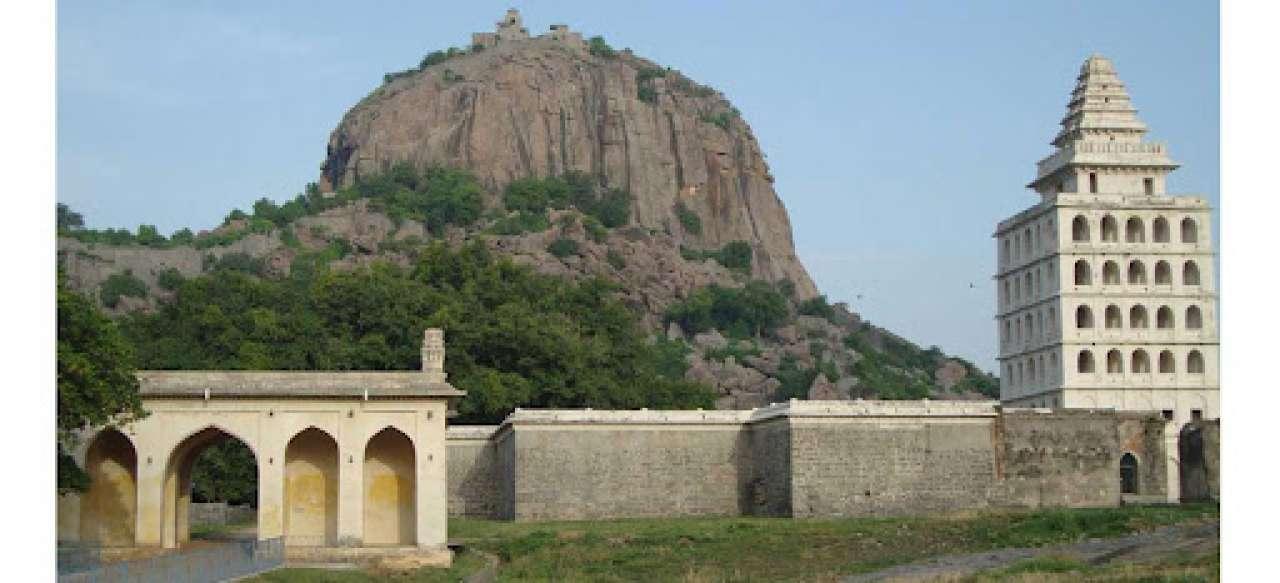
[682, 241, 752, 272]
[674, 201, 702, 235]
[100, 270, 148, 308]
[606, 249, 626, 270]
[636, 66, 665, 104]
[700, 108, 740, 130]
[547, 238, 580, 258]
[503, 172, 632, 228]
[588, 36, 615, 58]
[665, 280, 788, 338]
[489, 211, 552, 236]
[798, 294, 836, 321]
[156, 268, 185, 291]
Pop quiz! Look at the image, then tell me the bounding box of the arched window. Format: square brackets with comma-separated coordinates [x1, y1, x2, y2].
[1154, 261, 1172, 285]
[1025, 313, 1035, 341]
[1013, 278, 1021, 303]
[1105, 304, 1122, 329]
[1002, 239, 1010, 264]
[1128, 260, 1146, 284]
[1186, 305, 1203, 329]
[1006, 365, 1014, 385]
[1024, 227, 1033, 256]
[1049, 353, 1058, 379]
[1130, 305, 1149, 328]
[1153, 217, 1170, 242]
[1183, 261, 1201, 286]
[1003, 320, 1011, 345]
[1101, 215, 1119, 242]
[1120, 453, 1138, 494]
[1025, 272, 1034, 299]
[1074, 260, 1092, 285]
[1078, 350, 1096, 373]
[1034, 270, 1042, 297]
[1103, 261, 1120, 284]
[1003, 281, 1011, 305]
[1158, 350, 1175, 373]
[1125, 217, 1145, 242]
[1076, 305, 1094, 328]
[1180, 218, 1198, 243]
[1048, 307, 1057, 332]
[1107, 349, 1124, 373]
[1156, 306, 1174, 329]
[1027, 358, 1037, 384]
[1187, 350, 1205, 374]
[1072, 215, 1090, 241]
[1132, 349, 1151, 373]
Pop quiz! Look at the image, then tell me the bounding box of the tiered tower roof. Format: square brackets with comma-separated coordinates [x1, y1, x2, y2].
[1029, 54, 1178, 190]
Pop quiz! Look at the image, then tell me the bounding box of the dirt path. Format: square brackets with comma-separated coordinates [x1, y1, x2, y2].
[844, 520, 1219, 582]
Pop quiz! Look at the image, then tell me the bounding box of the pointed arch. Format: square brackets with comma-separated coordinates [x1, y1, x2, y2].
[1183, 261, 1201, 286]
[1186, 305, 1203, 329]
[1120, 453, 1139, 494]
[1076, 305, 1094, 329]
[1074, 260, 1092, 285]
[1131, 349, 1151, 373]
[1187, 350, 1205, 374]
[1102, 261, 1121, 284]
[1127, 260, 1146, 284]
[1106, 349, 1124, 373]
[363, 427, 416, 546]
[1153, 216, 1170, 242]
[284, 427, 339, 547]
[79, 428, 138, 546]
[1072, 215, 1090, 241]
[1077, 350, 1096, 373]
[1104, 305, 1122, 329]
[1154, 260, 1172, 285]
[1125, 217, 1145, 242]
[161, 426, 258, 549]
[1180, 217, 1198, 243]
[1101, 215, 1119, 242]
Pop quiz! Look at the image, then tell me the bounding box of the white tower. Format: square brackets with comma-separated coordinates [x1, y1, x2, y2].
[995, 55, 1219, 425]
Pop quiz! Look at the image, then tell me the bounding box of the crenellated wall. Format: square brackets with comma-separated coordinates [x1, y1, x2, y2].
[444, 401, 1206, 521]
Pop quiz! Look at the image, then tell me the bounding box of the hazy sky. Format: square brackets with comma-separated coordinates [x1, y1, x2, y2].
[57, 1, 1219, 370]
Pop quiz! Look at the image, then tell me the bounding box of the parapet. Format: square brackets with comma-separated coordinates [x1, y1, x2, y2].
[502, 408, 754, 427]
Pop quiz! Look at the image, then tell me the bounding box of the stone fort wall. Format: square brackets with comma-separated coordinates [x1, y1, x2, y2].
[445, 401, 1193, 521]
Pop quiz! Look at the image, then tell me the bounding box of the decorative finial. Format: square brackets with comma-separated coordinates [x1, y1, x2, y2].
[422, 328, 446, 382]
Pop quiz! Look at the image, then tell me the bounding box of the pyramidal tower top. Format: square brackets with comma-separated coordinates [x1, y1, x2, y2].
[1029, 54, 1178, 197]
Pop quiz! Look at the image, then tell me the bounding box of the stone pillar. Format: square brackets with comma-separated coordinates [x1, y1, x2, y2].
[257, 445, 285, 540]
[416, 402, 448, 548]
[134, 453, 166, 547]
[337, 422, 364, 546]
[1163, 422, 1180, 503]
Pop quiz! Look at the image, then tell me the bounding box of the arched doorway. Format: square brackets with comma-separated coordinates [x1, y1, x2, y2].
[363, 428, 416, 546]
[1120, 452, 1139, 495]
[79, 428, 137, 546]
[284, 428, 339, 547]
[162, 427, 258, 548]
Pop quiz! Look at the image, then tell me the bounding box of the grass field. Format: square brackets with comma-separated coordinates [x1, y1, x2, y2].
[960, 550, 1219, 582]
[250, 503, 1218, 582]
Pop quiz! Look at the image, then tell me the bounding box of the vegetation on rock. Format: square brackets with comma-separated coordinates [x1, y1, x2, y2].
[99, 270, 148, 308]
[120, 242, 714, 424]
[665, 281, 789, 338]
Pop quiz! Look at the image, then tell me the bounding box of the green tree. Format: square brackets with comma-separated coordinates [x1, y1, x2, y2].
[57, 275, 146, 493]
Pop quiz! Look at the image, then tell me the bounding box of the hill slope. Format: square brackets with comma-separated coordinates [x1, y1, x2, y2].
[55, 19, 997, 411]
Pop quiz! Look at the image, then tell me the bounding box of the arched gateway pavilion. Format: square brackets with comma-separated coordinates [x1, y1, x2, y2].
[57, 329, 462, 559]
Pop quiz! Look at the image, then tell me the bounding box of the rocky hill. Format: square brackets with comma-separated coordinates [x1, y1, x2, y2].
[56, 12, 997, 408]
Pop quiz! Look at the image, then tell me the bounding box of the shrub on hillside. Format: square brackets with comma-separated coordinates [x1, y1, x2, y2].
[100, 270, 148, 308]
[665, 280, 788, 338]
[798, 295, 836, 321]
[547, 238, 580, 258]
[674, 201, 702, 235]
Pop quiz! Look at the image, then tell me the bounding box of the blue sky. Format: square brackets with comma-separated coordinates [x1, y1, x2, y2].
[57, 1, 1219, 370]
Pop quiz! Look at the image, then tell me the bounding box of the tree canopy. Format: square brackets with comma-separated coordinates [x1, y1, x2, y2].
[120, 241, 714, 423]
[57, 275, 146, 493]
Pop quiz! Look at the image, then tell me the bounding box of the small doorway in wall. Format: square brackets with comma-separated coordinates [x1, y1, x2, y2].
[1120, 452, 1139, 495]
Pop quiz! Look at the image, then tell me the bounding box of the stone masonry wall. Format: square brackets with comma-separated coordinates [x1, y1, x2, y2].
[446, 426, 502, 518]
[788, 417, 999, 517]
[442, 402, 1199, 521]
[995, 409, 1122, 508]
